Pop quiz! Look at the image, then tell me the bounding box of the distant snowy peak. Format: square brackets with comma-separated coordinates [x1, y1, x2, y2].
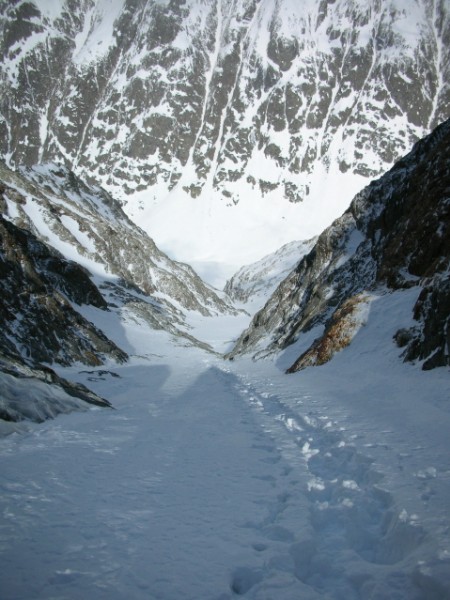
[1, 0, 449, 269]
[229, 117, 450, 371]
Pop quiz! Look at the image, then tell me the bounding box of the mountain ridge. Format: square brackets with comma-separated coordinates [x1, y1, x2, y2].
[0, 1, 449, 427]
[1, 0, 449, 271]
[228, 116, 450, 370]
[0, 161, 239, 422]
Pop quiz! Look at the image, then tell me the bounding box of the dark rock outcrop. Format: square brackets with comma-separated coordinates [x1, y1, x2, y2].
[397, 277, 450, 370]
[0, 213, 127, 366]
[0, 349, 112, 425]
[229, 118, 450, 370]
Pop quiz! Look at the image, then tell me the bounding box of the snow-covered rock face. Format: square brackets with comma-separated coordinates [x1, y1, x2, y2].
[224, 237, 317, 311]
[0, 162, 234, 317]
[1, 0, 449, 271]
[0, 205, 121, 421]
[229, 117, 450, 370]
[0, 160, 240, 421]
[0, 209, 126, 367]
[0, 161, 237, 366]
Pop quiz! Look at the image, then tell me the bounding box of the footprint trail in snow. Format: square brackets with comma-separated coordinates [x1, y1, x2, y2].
[0, 353, 449, 600]
[226, 367, 450, 599]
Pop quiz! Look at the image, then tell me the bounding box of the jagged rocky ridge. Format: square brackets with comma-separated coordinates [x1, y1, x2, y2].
[0, 211, 116, 425]
[0, 0, 448, 204]
[0, 212, 126, 366]
[0, 162, 233, 316]
[228, 117, 450, 371]
[1, 0, 449, 424]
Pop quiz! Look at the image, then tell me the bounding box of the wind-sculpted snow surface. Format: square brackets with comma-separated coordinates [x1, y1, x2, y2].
[229, 118, 450, 370]
[1, 0, 449, 270]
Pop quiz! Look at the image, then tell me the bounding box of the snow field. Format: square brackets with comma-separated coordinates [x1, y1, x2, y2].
[0, 289, 449, 599]
[0, 356, 310, 599]
[229, 364, 450, 599]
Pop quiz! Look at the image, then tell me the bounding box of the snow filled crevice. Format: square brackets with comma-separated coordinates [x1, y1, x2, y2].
[427, 0, 446, 130]
[72, 0, 125, 66]
[178, 1, 223, 187]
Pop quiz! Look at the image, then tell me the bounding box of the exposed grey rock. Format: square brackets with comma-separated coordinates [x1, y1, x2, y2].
[229, 118, 450, 370]
[398, 276, 450, 370]
[0, 0, 448, 209]
[0, 212, 127, 366]
[0, 159, 240, 425]
[224, 238, 317, 310]
[0, 161, 238, 366]
[0, 162, 234, 318]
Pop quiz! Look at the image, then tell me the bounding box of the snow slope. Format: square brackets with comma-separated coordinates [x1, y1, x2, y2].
[128, 164, 366, 287]
[0, 288, 449, 600]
